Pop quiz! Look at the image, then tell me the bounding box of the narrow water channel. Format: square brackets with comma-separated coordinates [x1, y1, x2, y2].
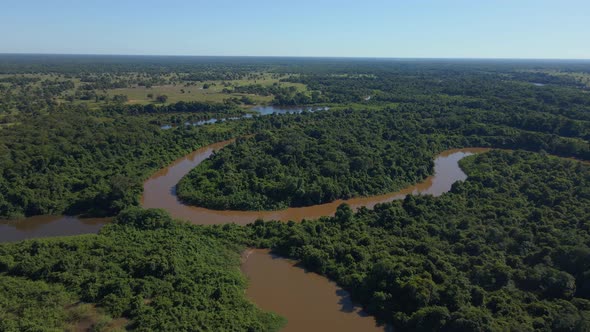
[0, 145, 487, 236]
[141, 143, 489, 225]
[0, 215, 109, 243]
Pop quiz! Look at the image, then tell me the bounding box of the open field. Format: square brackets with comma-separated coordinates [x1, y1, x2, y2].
[546, 71, 590, 88]
[105, 74, 306, 105]
[106, 83, 271, 105]
[0, 72, 309, 111]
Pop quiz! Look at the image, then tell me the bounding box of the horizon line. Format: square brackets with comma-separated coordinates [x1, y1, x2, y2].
[0, 52, 589, 61]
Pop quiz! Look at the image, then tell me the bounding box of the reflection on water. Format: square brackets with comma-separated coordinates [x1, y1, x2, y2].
[0, 215, 110, 242]
[250, 105, 329, 115]
[161, 105, 329, 129]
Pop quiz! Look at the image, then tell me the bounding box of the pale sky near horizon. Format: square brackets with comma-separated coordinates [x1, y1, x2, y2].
[1, 0, 589, 59]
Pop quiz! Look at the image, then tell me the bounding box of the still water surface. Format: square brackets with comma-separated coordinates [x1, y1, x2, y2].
[161, 105, 328, 129]
[0, 215, 109, 242]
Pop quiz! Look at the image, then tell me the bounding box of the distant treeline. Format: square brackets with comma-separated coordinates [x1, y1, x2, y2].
[103, 101, 240, 116]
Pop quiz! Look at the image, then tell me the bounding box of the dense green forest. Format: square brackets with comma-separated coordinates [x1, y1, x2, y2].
[3, 151, 590, 331]
[177, 116, 436, 210]
[177, 105, 589, 210]
[248, 151, 590, 331]
[171, 57, 590, 211]
[2, 56, 590, 331]
[0, 208, 285, 331]
[0, 104, 252, 219]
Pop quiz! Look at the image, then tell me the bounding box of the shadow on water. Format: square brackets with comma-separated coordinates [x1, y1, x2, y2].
[0, 216, 111, 243]
[336, 289, 357, 313]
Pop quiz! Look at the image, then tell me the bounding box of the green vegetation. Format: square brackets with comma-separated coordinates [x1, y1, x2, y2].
[0, 59, 309, 113]
[0, 104, 253, 219]
[0, 276, 81, 331]
[177, 112, 438, 210]
[0, 208, 285, 331]
[177, 104, 589, 210]
[2, 55, 590, 331]
[4, 150, 590, 331]
[517, 70, 590, 89]
[174, 58, 590, 211]
[248, 151, 590, 331]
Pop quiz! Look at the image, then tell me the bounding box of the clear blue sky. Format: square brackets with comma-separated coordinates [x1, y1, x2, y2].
[1, 0, 588, 59]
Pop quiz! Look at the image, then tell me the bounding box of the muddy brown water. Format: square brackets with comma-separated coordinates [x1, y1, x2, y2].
[140, 139, 489, 225]
[0, 215, 110, 243]
[0, 139, 488, 331]
[241, 249, 386, 332]
[140, 141, 487, 331]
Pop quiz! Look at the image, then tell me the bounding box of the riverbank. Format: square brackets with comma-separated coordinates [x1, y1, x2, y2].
[0, 142, 488, 241]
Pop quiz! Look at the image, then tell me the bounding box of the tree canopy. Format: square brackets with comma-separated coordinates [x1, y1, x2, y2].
[0, 208, 285, 331]
[247, 151, 590, 331]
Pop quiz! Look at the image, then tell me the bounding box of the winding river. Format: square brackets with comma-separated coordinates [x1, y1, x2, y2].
[242, 249, 386, 332]
[140, 140, 488, 225]
[0, 135, 489, 331]
[144, 143, 487, 331]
